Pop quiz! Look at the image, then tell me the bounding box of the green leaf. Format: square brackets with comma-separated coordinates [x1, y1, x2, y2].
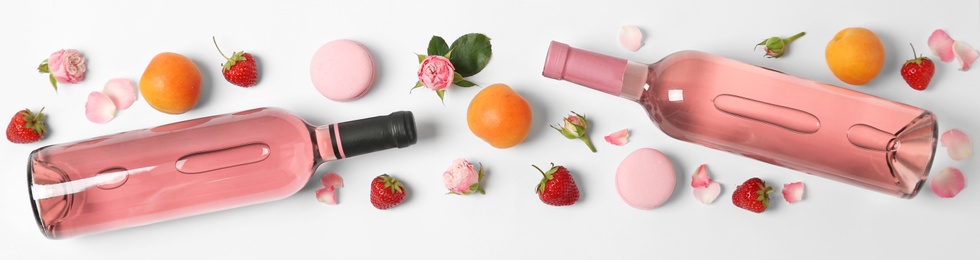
[416, 53, 427, 64]
[469, 183, 480, 191]
[436, 89, 446, 103]
[37, 60, 49, 73]
[448, 33, 492, 77]
[453, 72, 463, 82]
[411, 81, 424, 93]
[48, 74, 58, 92]
[454, 79, 476, 88]
[427, 35, 450, 56]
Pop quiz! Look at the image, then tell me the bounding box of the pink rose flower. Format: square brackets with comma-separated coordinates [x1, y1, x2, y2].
[417, 55, 455, 91]
[48, 49, 87, 84]
[443, 158, 484, 195]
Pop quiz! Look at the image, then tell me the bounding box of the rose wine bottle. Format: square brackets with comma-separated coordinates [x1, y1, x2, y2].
[28, 107, 417, 239]
[543, 41, 937, 198]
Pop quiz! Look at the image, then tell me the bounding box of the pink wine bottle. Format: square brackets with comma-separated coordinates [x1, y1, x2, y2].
[543, 41, 937, 198]
[28, 107, 417, 239]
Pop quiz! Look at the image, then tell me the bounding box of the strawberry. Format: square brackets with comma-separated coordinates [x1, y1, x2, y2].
[732, 177, 774, 213]
[901, 44, 935, 91]
[6, 108, 47, 144]
[532, 163, 580, 206]
[212, 37, 258, 87]
[370, 174, 406, 210]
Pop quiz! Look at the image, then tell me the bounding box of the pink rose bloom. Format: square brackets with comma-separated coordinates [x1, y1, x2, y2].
[443, 158, 484, 195]
[48, 49, 87, 84]
[417, 55, 455, 91]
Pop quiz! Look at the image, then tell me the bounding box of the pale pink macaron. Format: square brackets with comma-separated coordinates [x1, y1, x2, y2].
[615, 148, 676, 209]
[310, 39, 375, 101]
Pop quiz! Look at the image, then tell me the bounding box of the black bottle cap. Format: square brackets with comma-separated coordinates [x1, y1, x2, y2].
[333, 111, 417, 159]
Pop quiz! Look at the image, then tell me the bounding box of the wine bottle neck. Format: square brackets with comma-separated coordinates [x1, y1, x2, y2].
[543, 41, 647, 102]
[314, 111, 417, 162]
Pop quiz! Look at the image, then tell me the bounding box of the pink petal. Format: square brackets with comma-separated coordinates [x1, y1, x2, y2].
[691, 164, 711, 188]
[321, 172, 344, 188]
[953, 41, 978, 71]
[941, 129, 973, 161]
[619, 25, 644, 52]
[85, 92, 116, 124]
[782, 182, 805, 203]
[316, 186, 339, 205]
[604, 129, 629, 146]
[693, 181, 721, 204]
[103, 78, 136, 110]
[930, 167, 965, 198]
[929, 29, 955, 62]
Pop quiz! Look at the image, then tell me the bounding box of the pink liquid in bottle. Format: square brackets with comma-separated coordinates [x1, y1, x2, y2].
[28, 107, 417, 239]
[543, 41, 937, 198]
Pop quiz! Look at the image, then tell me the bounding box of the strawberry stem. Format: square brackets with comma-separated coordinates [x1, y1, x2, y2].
[212, 36, 230, 60]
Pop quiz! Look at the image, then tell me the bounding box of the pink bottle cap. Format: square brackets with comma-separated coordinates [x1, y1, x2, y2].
[310, 40, 375, 102]
[543, 41, 628, 96]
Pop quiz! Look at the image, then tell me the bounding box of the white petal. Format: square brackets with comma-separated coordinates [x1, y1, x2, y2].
[782, 182, 805, 203]
[930, 167, 965, 198]
[941, 129, 973, 161]
[693, 181, 721, 205]
[85, 92, 116, 124]
[619, 25, 644, 52]
[929, 29, 955, 62]
[953, 41, 978, 71]
[103, 78, 137, 110]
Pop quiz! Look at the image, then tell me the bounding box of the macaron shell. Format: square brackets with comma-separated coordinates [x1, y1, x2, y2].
[310, 39, 375, 101]
[615, 148, 677, 209]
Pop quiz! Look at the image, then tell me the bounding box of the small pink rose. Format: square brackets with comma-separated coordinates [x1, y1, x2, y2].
[49, 49, 87, 84]
[417, 55, 455, 91]
[443, 158, 484, 195]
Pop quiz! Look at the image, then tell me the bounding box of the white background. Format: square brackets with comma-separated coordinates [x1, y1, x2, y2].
[2, 0, 978, 259]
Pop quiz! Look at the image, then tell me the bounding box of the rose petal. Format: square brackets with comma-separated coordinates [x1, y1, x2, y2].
[316, 186, 339, 205]
[321, 172, 344, 188]
[930, 167, 965, 198]
[953, 41, 978, 71]
[604, 129, 630, 146]
[691, 164, 711, 188]
[103, 78, 136, 110]
[941, 129, 973, 161]
[85, 92, 116, 124]
[929, 29, 955, 62]
[619, 25, 644, 52]
[782, 182, 805, 203]
[693, 181, 721, 204]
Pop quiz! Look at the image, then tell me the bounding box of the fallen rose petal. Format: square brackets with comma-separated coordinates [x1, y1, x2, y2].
[929, 29, 955, 62]
[619, 25, 643, 52]
[321, 172, 344, 188]
[85, 92, 116, 124]
[316, 173, 344, 205]
[316, 186, 339, 205]
[691, 164, 711, 188]
[953, 41, 978, 71]
[693, 181, 721, 204]
[941, 129, 973, 161]
[930, 167, 965, 198]
[782, 182, 805, 203]
[604, 129, 630, 146]
[103, 78, 137, 110]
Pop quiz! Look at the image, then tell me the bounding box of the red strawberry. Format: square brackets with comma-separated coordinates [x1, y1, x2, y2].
[732, 177, 774, 213]
[533, 163, 580, 206]
[370, 174, 406, 210]
[212, 37, 258, 87]
[901, 44, 935, 91]
[6, 108, 47, 144]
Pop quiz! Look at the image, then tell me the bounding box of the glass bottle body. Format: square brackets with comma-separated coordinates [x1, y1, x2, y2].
[28, 107, 416, 238]
[544, 42, 937, 198]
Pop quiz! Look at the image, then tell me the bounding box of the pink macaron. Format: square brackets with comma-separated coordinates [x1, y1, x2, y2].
[615, 148, 677, 209]
[310, 39, 375, 101]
